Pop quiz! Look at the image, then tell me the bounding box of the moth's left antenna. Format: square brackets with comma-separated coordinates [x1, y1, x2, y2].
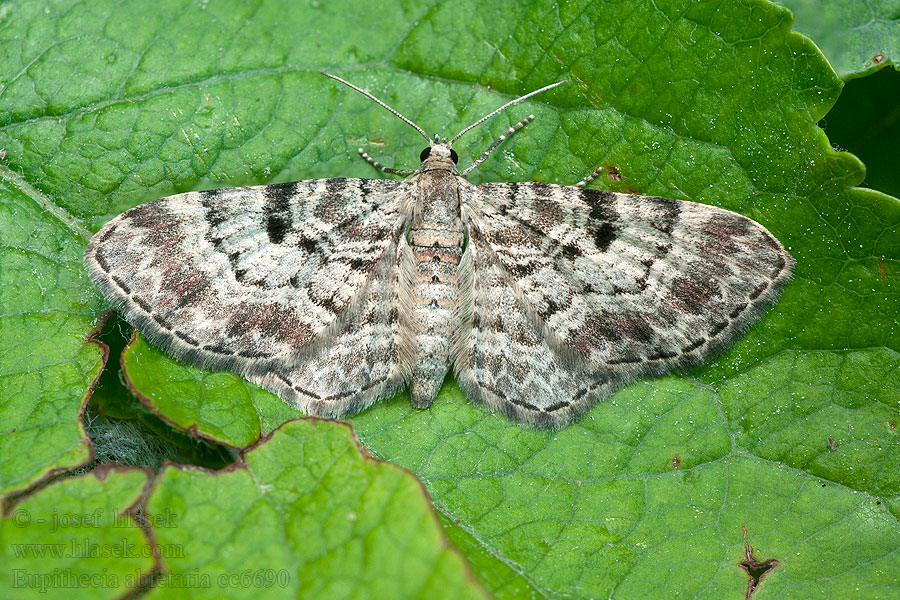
[322, 72, 431, 143]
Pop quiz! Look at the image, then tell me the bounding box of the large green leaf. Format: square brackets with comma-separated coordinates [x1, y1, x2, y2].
[2, 0, 899, 598]
[0, 423, 488, 599]
[777, 0, 900, 199]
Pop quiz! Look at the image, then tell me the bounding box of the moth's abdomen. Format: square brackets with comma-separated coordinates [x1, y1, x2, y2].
[408, 227, 463, 408]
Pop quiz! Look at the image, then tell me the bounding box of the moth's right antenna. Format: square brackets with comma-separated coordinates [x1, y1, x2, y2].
[449, 80, 566, 146]
[322, 72, 431, 143]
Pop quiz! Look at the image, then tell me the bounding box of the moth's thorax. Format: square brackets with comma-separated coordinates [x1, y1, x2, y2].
[413, 168, 462, 229]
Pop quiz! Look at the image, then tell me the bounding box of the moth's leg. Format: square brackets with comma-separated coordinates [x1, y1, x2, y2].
[461, 115, 534, 177]
[358, 148, 417, 176]
[575, 165, 605, 188]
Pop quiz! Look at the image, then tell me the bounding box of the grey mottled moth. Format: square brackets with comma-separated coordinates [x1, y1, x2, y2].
[85, 74, 793, 428]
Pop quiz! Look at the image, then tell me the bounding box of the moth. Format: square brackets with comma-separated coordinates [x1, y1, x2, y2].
[85, 74, 793, 428]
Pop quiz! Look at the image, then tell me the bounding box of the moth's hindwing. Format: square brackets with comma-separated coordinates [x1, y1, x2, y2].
[248, 235, 409, 416]
[454, 229, 616, 427]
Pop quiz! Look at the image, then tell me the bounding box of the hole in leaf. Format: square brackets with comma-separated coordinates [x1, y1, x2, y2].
[823, 67, 900, 199]
[739, 544, 779, 599]
[84, 314, 238, 471]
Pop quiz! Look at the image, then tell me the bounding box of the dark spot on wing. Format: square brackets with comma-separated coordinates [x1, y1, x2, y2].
[326, 178, 348, 193]
[98, 223, 118, 243]
[300, 237, 318, 255]
[562, 243, 582, 258]
[203, 343, 234, 356]
[350, 257, 374, 270]
[111, 275, 130, 293]
[648, 196, 681, 235]
[681, 338, 705, 352]
[593, 222, 617, 251]
[730, 303, 748, 318]
[94, 250, 110, 272]
[200, 190, 227, 227]
[133, 296, 152, 313]
[264, 182, 297, 244]
[174, 330, 199, 346]
[579, 189, 620, 251]
[503, 182, 520, 205]
[539, 298, 560, 320]
[152, 313, 173, 330]
[198, 189, 219, 202]
[580, 188, 618, 221]
[749, 282, 768, 300]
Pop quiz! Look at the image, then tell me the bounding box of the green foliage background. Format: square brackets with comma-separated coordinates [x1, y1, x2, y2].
[2, 0, 899, 598]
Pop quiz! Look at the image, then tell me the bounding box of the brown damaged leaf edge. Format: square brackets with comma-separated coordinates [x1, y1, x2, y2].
[136, 416, 491, 598]
[1, 312, 112, 511]
[115, 464, 168, 600]
[118, 329, 254, 451]
[739, 543, 779, 599]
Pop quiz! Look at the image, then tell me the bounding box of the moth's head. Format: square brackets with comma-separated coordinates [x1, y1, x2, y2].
[420, 135, 459, 172]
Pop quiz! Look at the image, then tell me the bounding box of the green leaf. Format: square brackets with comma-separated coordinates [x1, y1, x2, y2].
[778, 0, 900, 79]
[0, 467, 153, 599]
[0, 171, 103, 497]
[436, 512, 540, 600]
[2, 0, 900, 598]
[720, 348, 900, 498]
[351, 369, 900, 597]
[122, 332, 297, 449]
[145, 418, 487, 599]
